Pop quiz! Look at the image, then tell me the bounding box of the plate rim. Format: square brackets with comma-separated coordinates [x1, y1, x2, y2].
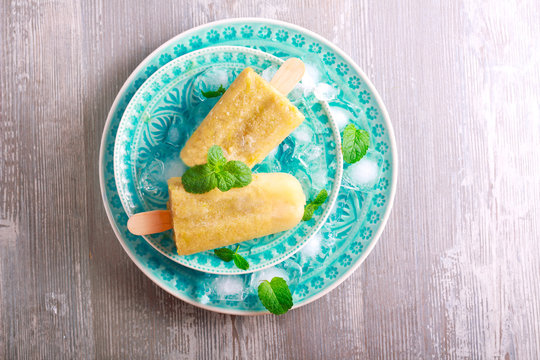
[113, 45, 343, 275]
[99, 17, 398, 315]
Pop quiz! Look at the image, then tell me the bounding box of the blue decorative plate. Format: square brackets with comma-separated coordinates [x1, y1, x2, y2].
[114, 46, 342, 274]
[100, 18, 397, 314]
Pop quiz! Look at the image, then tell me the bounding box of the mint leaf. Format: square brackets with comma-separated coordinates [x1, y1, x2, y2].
[181, 164, 217, 194]
[257, 277, 293, 315]
[215, 171, 236, 192]
[342, 124, 369, 164]
[207, 145, 227, 168]
[223, 161, 252, 188]
[214, 248, 234, 262]
[181, 145, 252, 194]
[302, 204, 316, 221]
[233, 254, 249, 270]
[302, 189, 328, 221]
[214, 246, 250, 270]
[202, 85, 227, 98]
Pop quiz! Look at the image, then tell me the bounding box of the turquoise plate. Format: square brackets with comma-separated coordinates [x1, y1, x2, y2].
[114, 46, 342, 274]
[100, 19, 397, 314]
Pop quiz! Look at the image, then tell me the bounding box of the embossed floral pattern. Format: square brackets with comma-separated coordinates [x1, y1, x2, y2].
[240, 25, 253, 38]
[325, 266, 338, 279]
[173, 44, 187, 56]
[348, 76, 361, 89]
[372, 124, 384, 137]
[311, 276, 324, 289]
[309, 43, 322, 53]
[366, 211, 380, 224]
[223, 26, 237, 40]
[323, 52, 336, 65]
[159, 53, 172, 66]
[366, 106, 378, 120]
[257, 26, 272, 39]
[275, 29, 289, 41]
[206, 29, 220, 43]
[336, 62, 349, 76]
[373, 194, 386, 207]
[351, 242, 364, 254]
[145, 65, 158, 77]
[376, 141, 389, 154]
[358, 90, 371, 104]
[189, 36, 202, 49]
[291, 34, 305, 47]
[376, 178, 389, 191]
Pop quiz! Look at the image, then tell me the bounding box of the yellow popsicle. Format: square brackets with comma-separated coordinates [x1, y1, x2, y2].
[167, 173, 305, 255]
[180, 67, 305, 168]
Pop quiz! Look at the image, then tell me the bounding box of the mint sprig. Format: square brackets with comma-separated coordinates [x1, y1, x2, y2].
[302, 189, 328, 221]
[257, 277, 293, 315]
[214, 248, 295, 314]
[182, 145, 252, 194]
[202, 85, 227, 98]
[213, 245, 249, 270]
[342, 124, 370, 164]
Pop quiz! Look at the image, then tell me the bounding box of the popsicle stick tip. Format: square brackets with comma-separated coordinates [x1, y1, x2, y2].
[127, 210, 172, 235]
[269, 58, 306, 95]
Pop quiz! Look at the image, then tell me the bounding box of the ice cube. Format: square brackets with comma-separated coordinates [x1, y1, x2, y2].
[211, 276, 246, 299]
[249, 259, 302, 292]
[300, 232, 323, 258]
[301, 62, 322, 94]
[197, 275, 248, 303]
[343, 151, 383, 191]
[314, 83, 339, 101]
[189, 97, 219, 129]
[162, 156, 186, 179]
[191, 67, 236, 102]
[138, 143, 186, 202]
[292, 124, 314, 143]
[261, 64, 279, 82]
[297, 228, 337, 273]
[329, 106, 351, 131]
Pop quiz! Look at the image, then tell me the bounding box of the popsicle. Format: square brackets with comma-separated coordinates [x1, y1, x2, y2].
[180, 59, 305, 168]
[167, 173, 305, 255]
[127, 173, 306, 256]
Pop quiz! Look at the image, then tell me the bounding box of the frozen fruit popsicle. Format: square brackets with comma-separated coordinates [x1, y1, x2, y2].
[180, 63, 305, 168]
[167, 173, 305, 255]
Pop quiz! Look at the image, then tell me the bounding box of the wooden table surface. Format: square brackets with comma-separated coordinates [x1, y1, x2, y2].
[1, 0, 540, 358]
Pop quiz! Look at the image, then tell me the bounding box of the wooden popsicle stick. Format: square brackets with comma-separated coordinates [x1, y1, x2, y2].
[269, 58, 305, 95]
[127, 210, 172, 235]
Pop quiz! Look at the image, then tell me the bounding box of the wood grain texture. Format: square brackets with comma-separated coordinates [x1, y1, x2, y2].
[1, 0, 540, 358]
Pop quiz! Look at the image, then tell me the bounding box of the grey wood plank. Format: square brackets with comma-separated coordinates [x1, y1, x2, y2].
[1, 0, 540, 358]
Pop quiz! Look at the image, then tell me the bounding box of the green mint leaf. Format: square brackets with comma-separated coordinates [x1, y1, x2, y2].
[312, 189, 328, 206]
[302, 189, 328, 221]
[214, 248, 234, 262]
[181, 164, 217, 194]
[201, 85, 227, 98]
[223, 161, 252, 188]
[257, 277, 293, 315]
[302, 204, 316, 221]
[181, 145, 252, 194]
[342, 124, 370, 164]
[207, 145, 227, 168]
[232, 254, 250, 270]
[215, 171, 236, 192]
